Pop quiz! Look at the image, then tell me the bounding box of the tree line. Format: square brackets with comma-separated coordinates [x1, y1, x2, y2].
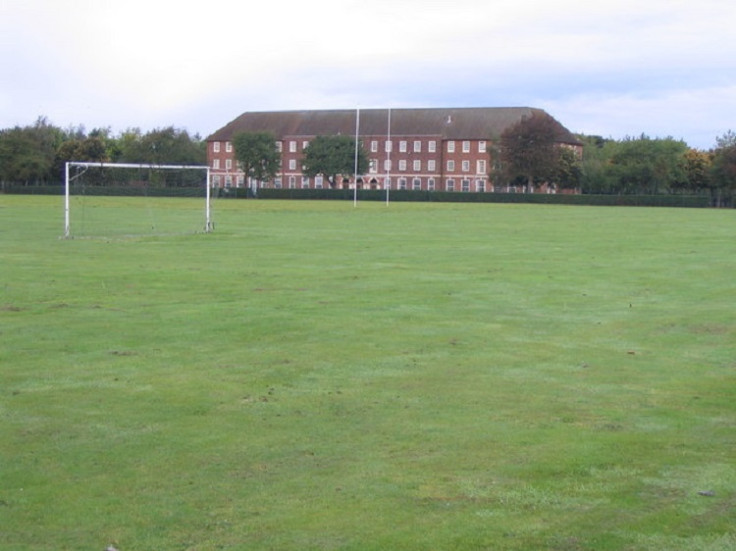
[2, 115, 735, 206]
[0, 117, 205, 187]
[494, 112, 736, 207]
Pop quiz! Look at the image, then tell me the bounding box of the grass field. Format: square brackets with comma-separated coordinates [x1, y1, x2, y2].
[1, 196, 735, 550]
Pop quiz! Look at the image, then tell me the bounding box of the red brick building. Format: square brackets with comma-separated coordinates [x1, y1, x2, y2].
[206, 107, 581, 192]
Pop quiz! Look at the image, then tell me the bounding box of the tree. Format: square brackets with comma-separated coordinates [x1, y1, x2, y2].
[608, 135, 688, 194]
[231, 131, 280, 193]
[554, 146, 583, 191]
[0, 117, 63, 185]
[678, 149, 712, 194]
[302, 135, 368, 189]
[578, 135, 620, 194]
[710, 130, 736, 207]
[497, 112, 567, 192]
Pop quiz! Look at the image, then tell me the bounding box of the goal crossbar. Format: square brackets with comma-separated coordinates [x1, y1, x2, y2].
[64, 161, 212, 238]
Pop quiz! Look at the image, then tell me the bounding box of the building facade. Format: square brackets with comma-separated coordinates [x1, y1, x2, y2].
[206, 107, 581, 192]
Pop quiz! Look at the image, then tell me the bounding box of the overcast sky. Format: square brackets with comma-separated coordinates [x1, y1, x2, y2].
[1, 0, 734, 149]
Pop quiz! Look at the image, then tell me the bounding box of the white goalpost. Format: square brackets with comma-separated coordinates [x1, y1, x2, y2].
[64, 161, 212, 239]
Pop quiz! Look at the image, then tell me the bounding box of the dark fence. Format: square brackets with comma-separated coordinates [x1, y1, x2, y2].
[3, 183, 713, 207]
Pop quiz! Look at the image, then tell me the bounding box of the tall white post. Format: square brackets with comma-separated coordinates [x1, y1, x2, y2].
[205, 167, 212, 232]
[386, 108, 391, 206]
[64, 162, 70, 238]
[353, 107, 360, 207]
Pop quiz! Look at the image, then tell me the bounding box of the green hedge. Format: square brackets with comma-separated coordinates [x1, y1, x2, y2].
[248, 188, 711, 208]
[3, 183, 712, 207]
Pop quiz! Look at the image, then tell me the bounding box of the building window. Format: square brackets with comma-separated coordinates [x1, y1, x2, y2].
[428, 141, 436, 153]
[446, 178, 455, 191]
[225, 175, 232, 188]
[226, 142, 232, 153]
[302, 140, 309, 150]
[301, 177, 310, 189]
[369, 159, 378, 173]
[288, 159, 297, 170]
[427, 160, 436, 172]
[476, 179, 486, 192]
[462, 160, 470, 172]
[289, 141, 297, 153]
[213, 142, 220, 153]
[479, 141, 486, 153]
[428, 178, 436, 191]
[237, 175, 245, 187]
[413, 140, 421, 153]
[288, 176, 296, 189]
[462, 140, 471, 153]
[274, 178, 282, 188]
[399, 140, 407, 152]
[212, 159, 220, 169]
[447, 141, 455, 153]
[225, 159, 232, 170]
[477, 160, 486, 174]
[412, 178, 421, 190]
[384, 177, 391, 189]
[212, 175, 221, 186]
[413, 160, 421, 172]
[447, 160, 455, 171]
[384, 159, 392, 171]
[385, 140, 392, 152]
[399, 160, 407, 171]
[371, 140, 378, 153]
[398, 178, 407, 190]
[462, 179, 470, 192]
[276, 141, 283, 152]
[315, 175, 324, 188]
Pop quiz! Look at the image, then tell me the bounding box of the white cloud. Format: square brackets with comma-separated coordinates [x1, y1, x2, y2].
[2, 0, 735, 147]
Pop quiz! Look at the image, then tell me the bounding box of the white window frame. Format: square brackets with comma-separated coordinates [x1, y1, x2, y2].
[289, 141, 297, 153]
[462, 140, 471, 153]
[478, 141, 486, 153]
[447, 160, 455, 172]
[371, 140, 378, 153]
[428, 178, 436, 191]
[413, 140, 422, 153]
[399, 140, 407, 153]
[412, 178, 421, 190]
[462, 160, 470, 172]
[413, 160, 421, 172]
[428, 141, 436, 153]
[446, 178, 455, 191]
[447, 141, 455, 153]
[213, 142, 220, 153]
[427, 160, 436, 172]
[399, 160, 407, 171]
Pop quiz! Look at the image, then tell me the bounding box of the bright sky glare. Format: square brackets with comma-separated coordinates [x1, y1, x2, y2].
[1, 0, 734, 149]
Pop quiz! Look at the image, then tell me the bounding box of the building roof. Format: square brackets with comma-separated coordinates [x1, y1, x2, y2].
[207, 107, 581, 145]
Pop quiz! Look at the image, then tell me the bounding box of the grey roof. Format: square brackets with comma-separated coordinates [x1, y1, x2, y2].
[207, 107, 581, 145]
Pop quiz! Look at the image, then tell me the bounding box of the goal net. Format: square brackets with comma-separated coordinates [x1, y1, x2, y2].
[64, 162, 213, 238]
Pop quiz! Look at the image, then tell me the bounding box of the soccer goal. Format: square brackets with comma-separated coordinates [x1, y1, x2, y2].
[64, 161, 212, 239]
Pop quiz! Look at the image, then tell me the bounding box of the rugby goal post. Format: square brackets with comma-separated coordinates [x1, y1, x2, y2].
[64, 161, 212, 238]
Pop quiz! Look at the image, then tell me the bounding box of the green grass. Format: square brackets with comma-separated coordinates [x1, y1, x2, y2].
[1, 195, 735, 550]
